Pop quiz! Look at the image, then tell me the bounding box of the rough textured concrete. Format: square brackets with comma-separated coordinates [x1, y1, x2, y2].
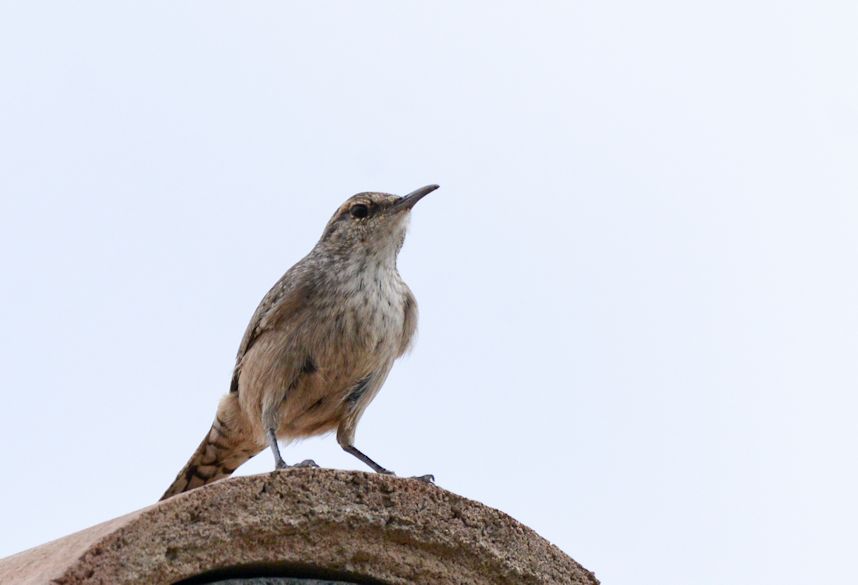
[0, 469, 598, 585]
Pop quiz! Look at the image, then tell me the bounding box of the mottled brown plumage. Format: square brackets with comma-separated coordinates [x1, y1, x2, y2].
[161, 185, 437, 500]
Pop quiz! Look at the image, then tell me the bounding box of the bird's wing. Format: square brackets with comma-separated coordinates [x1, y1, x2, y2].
[230, 264, 314, 394]
[398, 286, 418, 356]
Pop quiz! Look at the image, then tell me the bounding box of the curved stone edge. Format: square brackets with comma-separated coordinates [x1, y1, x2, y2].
[0, 469, 599, 585]
[0, 509, 146, 585]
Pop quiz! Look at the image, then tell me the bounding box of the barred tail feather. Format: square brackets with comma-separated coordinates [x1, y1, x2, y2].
[160, 395, 262, 501]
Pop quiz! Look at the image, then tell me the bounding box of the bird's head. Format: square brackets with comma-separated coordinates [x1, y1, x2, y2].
[318, 184, 438, 258]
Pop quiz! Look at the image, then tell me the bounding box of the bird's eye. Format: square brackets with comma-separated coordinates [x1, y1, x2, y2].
[350, 204, 369, 219]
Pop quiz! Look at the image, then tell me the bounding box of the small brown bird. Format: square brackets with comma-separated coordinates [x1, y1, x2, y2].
[161, 185, 438, 500]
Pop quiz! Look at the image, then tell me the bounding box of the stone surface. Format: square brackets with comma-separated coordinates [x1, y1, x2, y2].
[0, 469, 598, 585]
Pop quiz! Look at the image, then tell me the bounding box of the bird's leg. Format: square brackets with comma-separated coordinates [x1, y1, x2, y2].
[342, 444, 435, 483]
[342, 444, 394, 474]
[267, 427, 319, 470]
[338, 422, 433, 482]
[267, 427, 288, 469]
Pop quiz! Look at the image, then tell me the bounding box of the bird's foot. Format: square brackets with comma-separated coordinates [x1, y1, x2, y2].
[274, 459, 319, 471]
[373, 469, 433, 483]
[410, 474, 435, 484]
[293, 459, 319, 468]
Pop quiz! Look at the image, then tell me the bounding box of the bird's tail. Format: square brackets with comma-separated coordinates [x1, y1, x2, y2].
[160, 393, 262, 501]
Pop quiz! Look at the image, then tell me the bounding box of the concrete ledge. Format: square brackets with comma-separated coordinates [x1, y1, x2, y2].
[0, 469, 598, 585]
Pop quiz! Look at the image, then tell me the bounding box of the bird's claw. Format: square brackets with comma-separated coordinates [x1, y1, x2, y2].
[293, 459, 319, 468]
[411, 474, 435, 484]
[274, 459, 318, 471]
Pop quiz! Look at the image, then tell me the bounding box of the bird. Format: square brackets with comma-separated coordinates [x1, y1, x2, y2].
[160, 185, 438, 500]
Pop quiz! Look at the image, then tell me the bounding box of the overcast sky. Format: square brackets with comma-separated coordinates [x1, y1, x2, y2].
[1, 2, 856, 584]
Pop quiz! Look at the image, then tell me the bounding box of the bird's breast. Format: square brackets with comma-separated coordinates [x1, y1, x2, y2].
[278, 266, 406, 437]
[343, 266, 407, 353]
[306, 260, 407, 362]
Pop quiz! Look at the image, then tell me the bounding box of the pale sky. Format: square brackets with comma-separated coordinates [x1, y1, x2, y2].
[1, 2, 856, 584]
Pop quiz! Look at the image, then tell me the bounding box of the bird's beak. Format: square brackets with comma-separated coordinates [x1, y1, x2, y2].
[389, 184, 439, 213]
